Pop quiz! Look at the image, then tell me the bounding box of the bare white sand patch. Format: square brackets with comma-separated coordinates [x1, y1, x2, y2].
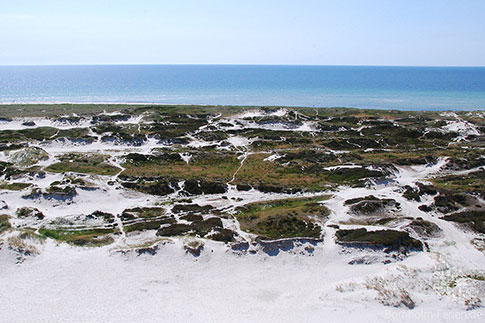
[226, 136, 251, 148]
[1, 238, 484, 323]
[263, 153, 283, 162]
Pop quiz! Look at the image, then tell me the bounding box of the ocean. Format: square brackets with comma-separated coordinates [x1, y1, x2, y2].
[0, 65, 484, 110]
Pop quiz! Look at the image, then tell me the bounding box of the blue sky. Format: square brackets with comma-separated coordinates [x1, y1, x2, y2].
[0, 0, 484, 66]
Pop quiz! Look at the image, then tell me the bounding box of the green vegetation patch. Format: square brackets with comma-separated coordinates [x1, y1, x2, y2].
[433, 191, 475, 214]
[0, 214, 11, 234]
[55, 128, 92, 140]
[124, 220, 174, 233]
[0, 127, 58, 143]
[121, 207, 176, 233]
[0, 127, 91, 144]
[235, 196, 329, 240]
[122, 207, 166, 219]
[206, 228, 237, 243]
[402, 183, 438, 202]
[0, 161, 26, 179]
[432, 170, 484, 194]
[235, 153, 387, 191]
[344, 195, 400, 215]
[121, 151, 239, 182]
[39, 227, 117, 246]
[121, 180, 176, 196]
[9, 147, 49, 167]
[87, 211, 116, 223]
[407, 218, 442, 238]
[0, 104, 136, 118]
[156, 215, 235, 241]
[45, 185, 77, 198]
[441, 210, 485, 234]
[145, 113, 210, 138]
[0, 143, 26, 152]
[335, 228, 423, 251]
[156, 223, 192, 237]
[0, 181, 32, 191]
[171, 204, 215, 214]
[16, 207, 45, 220]
[45, 153, 121, 176]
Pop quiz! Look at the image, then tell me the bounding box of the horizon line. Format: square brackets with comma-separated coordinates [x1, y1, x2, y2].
[1, 63, 485, 68]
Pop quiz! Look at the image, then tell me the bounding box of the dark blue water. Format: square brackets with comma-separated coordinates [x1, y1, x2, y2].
[0, 65, 484, 110]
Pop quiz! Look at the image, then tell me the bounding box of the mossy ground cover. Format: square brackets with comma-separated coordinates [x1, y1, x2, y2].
[16, 207, 45, 220]
[0, 214, 11, 234]
[124, 219, 175, 233]
[9, 147, 49, 167]
[171, 203, 214, 214]
[122, 207, 166, 219]
[45, 153, 121, 176]
[0, 104, 134, 118]
[156, 215, 235, 241]
[0, 127, 58, 142]
[234, 153, 385, 191]
[345, 195, 400, 215]
[432, 170, 484, 194]
[335, 228, 423, 251]
[121, 151, 239, 182]
[39, 227, 117, 246]
[0, 160, 27, 178]
[56, 128, 92, 139]
[441, 210, 485, 234]
[407, 219, 442, 238]
[121, 180, 176, 196]
[147, 204, 236, 241]
[0, 127, 92, 144]
[235, 196, 330, 239]
[94, 123, 130, 134]
[121, 207, 176, 233]
[0, 182, 32, 191]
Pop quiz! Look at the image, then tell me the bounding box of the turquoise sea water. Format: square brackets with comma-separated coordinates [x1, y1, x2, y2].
[0, 65, 484, 110]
